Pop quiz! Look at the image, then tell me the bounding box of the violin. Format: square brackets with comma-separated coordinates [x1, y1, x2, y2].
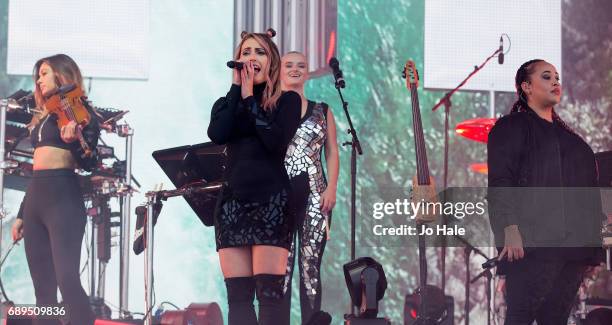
[44, 84, 93, 157]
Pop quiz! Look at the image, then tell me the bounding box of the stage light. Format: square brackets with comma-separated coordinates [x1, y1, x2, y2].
[454, 117, 497, 144]
[343, 257, 388, 319]
[404, 286, 453, 325]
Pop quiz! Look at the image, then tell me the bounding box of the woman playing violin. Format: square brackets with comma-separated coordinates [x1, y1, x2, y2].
[11, 54, 99, 325]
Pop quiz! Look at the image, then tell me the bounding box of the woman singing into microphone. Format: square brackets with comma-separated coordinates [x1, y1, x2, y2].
[208, 29, 301, 325]
[279, 51, 339, 325]
[11, 54, 100, 325]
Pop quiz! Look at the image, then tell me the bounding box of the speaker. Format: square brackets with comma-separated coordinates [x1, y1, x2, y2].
[160, 303, 222, 325]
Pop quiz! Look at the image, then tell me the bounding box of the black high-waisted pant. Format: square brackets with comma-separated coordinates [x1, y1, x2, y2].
[504, 252, 587, 325]
[22, 169, 94, 325]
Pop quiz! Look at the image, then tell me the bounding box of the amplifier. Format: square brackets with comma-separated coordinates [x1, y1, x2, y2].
[160, 303, 222, 325]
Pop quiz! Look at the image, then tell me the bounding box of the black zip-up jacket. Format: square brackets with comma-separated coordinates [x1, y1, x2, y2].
[488, 108, 603, 254]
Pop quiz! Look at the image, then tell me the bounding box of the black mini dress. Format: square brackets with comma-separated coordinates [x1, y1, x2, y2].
[208, 83, 301, 250]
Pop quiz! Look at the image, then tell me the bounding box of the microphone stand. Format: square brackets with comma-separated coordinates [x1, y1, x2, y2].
[142, 182, 224, 325]
[334, 76, 363, 316]
[470, 269, 492, 325]
[465, 244, 472, 325]
[431, 46, 502, 295]
[454, 235, 492, 325]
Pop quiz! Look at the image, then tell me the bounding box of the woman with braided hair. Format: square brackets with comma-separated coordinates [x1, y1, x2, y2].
[207, 29, 301, 325]
[488, 59, 603, 324]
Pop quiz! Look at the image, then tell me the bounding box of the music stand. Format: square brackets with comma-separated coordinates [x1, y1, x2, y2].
[151, 142, 226, 226]
[137, 143, 226, 325]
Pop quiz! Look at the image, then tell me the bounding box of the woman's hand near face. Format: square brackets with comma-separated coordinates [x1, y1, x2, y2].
[241, 61, 255, 99]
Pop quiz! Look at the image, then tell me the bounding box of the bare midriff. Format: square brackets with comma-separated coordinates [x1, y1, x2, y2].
[33, 146, 76, 170]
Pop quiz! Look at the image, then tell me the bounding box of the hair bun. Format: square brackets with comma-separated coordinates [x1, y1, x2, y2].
[266, 28, 276, 38]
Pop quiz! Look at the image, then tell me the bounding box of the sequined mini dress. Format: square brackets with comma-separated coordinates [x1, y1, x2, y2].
[208, 83, 301, 251]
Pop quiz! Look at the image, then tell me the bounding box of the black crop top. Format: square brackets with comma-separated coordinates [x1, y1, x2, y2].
[16, 103, 101, 219]
[28, 101, 101, 172]
[31, 113, 79, 150]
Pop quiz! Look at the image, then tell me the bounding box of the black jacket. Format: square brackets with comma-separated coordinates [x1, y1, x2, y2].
[488, 109, 603, 251]
[207, 83, 301, 201]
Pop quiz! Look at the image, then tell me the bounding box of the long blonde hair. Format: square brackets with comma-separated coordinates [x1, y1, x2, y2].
[234, 32, 282, 111]
[30, 54, 85, 126]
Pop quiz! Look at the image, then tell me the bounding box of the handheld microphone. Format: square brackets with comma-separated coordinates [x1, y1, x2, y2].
[482, 256, 500, 269]
[328, 57, 345, 88]
[498, 36, 504, 65]
[482, 247, 531, 269]
[227, 61, 244, 70]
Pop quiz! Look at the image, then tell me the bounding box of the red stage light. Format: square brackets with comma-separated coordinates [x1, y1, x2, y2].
[470, 162, 489, 175]
[455, 117, 497, 143]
